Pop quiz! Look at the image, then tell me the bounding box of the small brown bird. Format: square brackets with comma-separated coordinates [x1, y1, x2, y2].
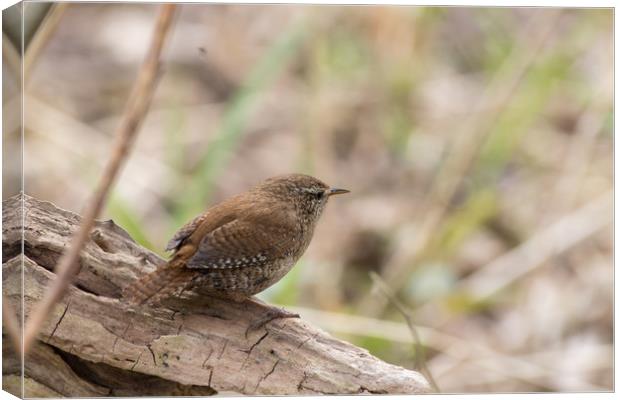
[123, 174, 349, 318]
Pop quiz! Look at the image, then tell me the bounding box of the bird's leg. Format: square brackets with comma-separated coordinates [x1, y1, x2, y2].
[244, 297, 300, 337]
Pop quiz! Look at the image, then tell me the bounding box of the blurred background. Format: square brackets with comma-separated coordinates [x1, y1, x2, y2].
[3, 3, 613, 393]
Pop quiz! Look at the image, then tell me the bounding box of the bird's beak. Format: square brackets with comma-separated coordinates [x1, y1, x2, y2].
[327, 188, 350, 196]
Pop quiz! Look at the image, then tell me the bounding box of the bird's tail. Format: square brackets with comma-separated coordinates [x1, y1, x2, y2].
[122, 264, 198, 306]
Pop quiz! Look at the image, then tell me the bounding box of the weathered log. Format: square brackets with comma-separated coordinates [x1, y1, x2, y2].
[2, 194, 430, 396]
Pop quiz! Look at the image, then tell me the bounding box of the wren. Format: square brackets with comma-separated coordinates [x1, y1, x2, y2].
[123, 174, 349, 323]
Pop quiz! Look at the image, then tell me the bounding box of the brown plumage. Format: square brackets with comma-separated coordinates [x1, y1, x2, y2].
[123, 173, 349, 306]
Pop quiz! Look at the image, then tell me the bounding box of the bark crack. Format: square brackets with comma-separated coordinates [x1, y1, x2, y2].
[207, 368, 214, 387]
[246, 331, 269, 355]
[130, 351, 143, 371]
[175, 321, 184, 335]
[201, 344, 214, 368]
[112, 323, 131, 354]
[254, 359, 280, 392]
[240, 331, 270, 370]
[47, 301, 71, 342]
[146, 344, 157, 366]
[217, 339, 228, 360]
[297, 371, 308, 391]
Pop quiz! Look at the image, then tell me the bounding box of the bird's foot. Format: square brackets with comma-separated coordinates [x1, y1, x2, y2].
[245, 304, 300, 337]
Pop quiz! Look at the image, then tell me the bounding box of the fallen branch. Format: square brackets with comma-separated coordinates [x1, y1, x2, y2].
[2, 194, 430, 396]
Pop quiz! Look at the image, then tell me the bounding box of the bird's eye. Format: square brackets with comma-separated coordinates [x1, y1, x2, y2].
[314, 191, 324, 200]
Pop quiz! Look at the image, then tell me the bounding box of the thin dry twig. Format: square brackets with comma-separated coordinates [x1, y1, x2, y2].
[2, 33, 22, 82]
[24, 2, 69, 84]
[368, 272, 440, 392]
[2, 4, 68, 86]
[360, 10, 564, 316]
[20, 4, 178, 357]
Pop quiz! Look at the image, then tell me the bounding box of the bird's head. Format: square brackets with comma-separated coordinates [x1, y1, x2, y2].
[258, 173, 349, 221]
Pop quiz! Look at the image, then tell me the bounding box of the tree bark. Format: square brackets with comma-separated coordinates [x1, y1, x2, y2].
[2, 194, 430, 396]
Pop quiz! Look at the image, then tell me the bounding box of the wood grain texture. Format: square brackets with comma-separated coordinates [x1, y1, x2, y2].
[2, 194, 431, 396]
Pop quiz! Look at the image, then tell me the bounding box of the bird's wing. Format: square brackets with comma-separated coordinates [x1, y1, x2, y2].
[185, 207, 298, 271]
[165, 213, 210, 252]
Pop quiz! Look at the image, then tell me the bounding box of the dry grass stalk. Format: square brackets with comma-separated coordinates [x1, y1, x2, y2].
[24, 3, 69, 84]
[369, 272, 440, 392]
